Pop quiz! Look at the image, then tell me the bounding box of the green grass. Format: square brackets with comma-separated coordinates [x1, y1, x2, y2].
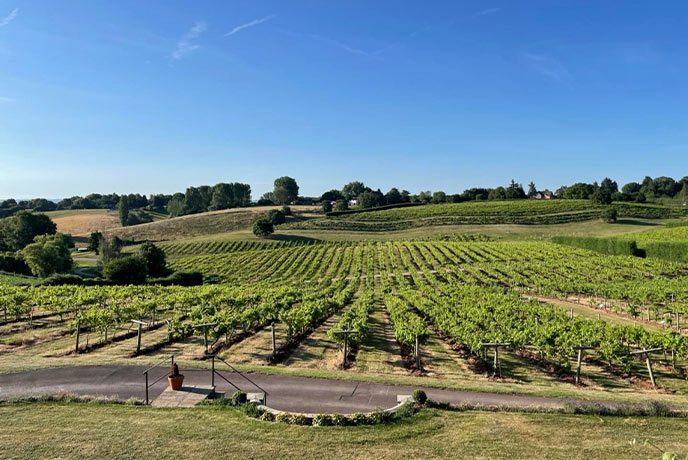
[0, 403, 685, 459]
[0, 271, 38, 285]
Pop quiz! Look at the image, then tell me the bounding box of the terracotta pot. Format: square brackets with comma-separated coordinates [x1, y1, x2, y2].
[168, 375, 184, 391]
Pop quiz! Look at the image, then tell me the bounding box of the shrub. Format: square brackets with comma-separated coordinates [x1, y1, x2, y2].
[19, 233, 73, 277]
[330, 413, 348, 426]
[0, 254, 31, 275]
[240, 402, 264, 418]
[322, 201, 332, 213]
[394, 403, 416, 419]
[267, 210, 286, 225]
[290, 414, 311, 426]
[275, 413, 292, 424]
[259, 411, 275, 422]
[281, 206, 292, 216]
[602, 207, 618, 223]
[148, 271, 203, 286]
[253, 218, 274, 237]
[231, 391, 247, 406]
[40, 273, 85, 286]
[351, 413, 369, 425]
[312, 414, 333, 426]
[644, 242, 688, 262]
[412, 389, 427, 405]
[102, 255, 148, 284]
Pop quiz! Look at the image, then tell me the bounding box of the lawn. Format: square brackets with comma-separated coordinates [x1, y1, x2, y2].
[0, 403, 684, 459]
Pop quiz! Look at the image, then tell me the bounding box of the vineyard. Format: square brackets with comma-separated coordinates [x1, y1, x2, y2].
[285, 200, 680, 231]
[3, 238, 688, 403]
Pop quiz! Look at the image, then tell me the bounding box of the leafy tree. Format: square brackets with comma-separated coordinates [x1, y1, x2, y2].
[210, 183, 234, 210]
[103, 255, 148, 284]
[19, 233, 73, 278]
[600, 177, 619, 195]
[385, 188, 402, 205]
[118, 196, 129, 226]
[98, 236, 123, 265]
[333, 200, 349, 212]
[167, 193, 185, 217]
[357, 191, 380, 208]
[591, 188, 612, 205]
[341, 181, 366, 200]
[488, 187, 507, 200]
[253, 218, 274, 237]
[281, 205, 292, 216]
[267, 209, 286, 225]
[505, 180, 527, 199]
[417, 191, 432, 204]
[400, 190, 411, 202]
[0, 211, 57, 251]
[322, 201, 333, 213]
[321, 189, 344, 202]
[258, 192, 275, 205]
[562, 183, 595, 200]
[273, 176, 299, 204]
[139, 242, 167, 277]
[654, 176, 679, 197]
[527, 182, 537, 197]
[432, 191, 447, 203]
[677, 182, 688, 204]
[183, 187, 206, 214]
[622, 182, 641, 195]
[88, 232, 102, 254]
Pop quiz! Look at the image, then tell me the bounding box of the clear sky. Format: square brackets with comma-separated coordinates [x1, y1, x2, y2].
[1, 0, 687, 199]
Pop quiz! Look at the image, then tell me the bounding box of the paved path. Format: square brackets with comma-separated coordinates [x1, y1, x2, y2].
[0, 365, 640, 414]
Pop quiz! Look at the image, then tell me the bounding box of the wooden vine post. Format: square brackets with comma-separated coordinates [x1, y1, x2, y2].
[572, 345, 596, 384]
[481, 342, 511, 378]
[332, 322, 359, 367]
[192, 322, 218, 355]
[75, 317, 81, 353]
[131, 320, 147, 355]
[271, 319, 276, 359]
[630, 347, 662, 389]
[415, 334, 421, 370]
[165, 319, 172, 343]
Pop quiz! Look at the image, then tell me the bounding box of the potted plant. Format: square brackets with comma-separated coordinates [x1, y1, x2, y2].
[168, 363, 184, 390]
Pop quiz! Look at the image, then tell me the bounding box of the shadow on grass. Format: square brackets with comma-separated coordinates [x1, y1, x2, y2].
[614, 219, 662, 227]
[269, 234, 323, 243]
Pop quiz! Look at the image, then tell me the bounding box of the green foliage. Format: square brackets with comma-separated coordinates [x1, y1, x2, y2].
[252, 218, 274, 237]
[88, 231, 102, 253]
[412, 389, 427, 405]
[267, 209, 286, 225]
[102, 255, 148, 284]
[602, 207, 618, 223]
[591, 189, 612, 205]
[139, 242, 167, 277]
[281, 205, 292, 216]
[552, 236, 638, 256]
[19, 233, 73, 278]
[321, 201, 332, 213]
[0, 253, 31, 275]
[341, 181, 365, 200]
[230, 391, 247, 405]
[98, 236, 123, 265]
[118, 196, 129, 226]
[333, 200, 348, 212]
[273, 176, 299, 205]
[312, 414, 333, 426]
[0, 211, 57, 251]
[644, 242, 688, 262]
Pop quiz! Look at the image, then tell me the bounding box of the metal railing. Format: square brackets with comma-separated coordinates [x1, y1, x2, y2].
[142, 354, 175, 404]
[209, 354, 270, 405]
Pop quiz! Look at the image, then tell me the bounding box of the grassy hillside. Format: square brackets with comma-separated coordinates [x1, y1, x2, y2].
[286, 200, 679, 232]
[105, 205, 320, 242]
[44, 209, 121, 236]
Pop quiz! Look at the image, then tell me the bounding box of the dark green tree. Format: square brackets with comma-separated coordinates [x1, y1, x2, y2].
[273, 177, 299, 204]
[139, 242, 167, 277]
[322, 201, 333, 213]
[341, 181, 366, 200]
[527, 182, 537, 197]
[253, 218, 274, 237]
[118, 196, 129, 226]
[0, 211, 57, 251]
[385, 188, 402, 205]
[103, 255, 148, 284]
[19, 233, 73, 278]
[267, 209, 286, 225]
[88, 231, 102, 254]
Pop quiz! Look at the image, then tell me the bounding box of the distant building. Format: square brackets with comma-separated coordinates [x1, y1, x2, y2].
[349, 199, 358, 206]
[531, 190, 553, 200]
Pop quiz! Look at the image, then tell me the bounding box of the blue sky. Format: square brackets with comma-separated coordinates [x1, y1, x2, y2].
[1, 1, 687, 199]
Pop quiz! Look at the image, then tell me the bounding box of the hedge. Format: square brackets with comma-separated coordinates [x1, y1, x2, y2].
[644, 242, 688, 262]
[552, 236, 640, 256]
[0, 254, 32, 275]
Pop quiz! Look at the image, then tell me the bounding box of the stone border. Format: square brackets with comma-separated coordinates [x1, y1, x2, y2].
[248, 393, 413, 419]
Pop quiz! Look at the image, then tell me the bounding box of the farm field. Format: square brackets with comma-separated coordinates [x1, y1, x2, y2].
[44, 209, 122, 236]
[104, 205, 320, 241]
[5, 239, 688, 407]
[287, 200, 682, 232]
